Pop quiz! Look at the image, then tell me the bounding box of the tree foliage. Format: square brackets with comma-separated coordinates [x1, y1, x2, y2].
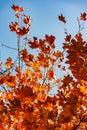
[0, 5, 87, 130]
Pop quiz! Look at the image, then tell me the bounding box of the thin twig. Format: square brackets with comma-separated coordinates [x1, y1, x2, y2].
[1, 44, 17, 50]
[17, 35, 21, 69]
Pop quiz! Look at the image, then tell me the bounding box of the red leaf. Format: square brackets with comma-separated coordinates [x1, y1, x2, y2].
[58, 64, 61, 68]
[23, 16, 31, 24]
[80, 12, 86, 21]
[62, 66, 66, 71]
[16, 27, 29, 36]
[11, 4, 24, 12]
[19, 7, 24, 12]
[9, 22, 18, 32]
[11, 5, 19, 12]
[65, 34, 71, 42]
[15, 13, 20, 18]
[58, 14, 66, 23]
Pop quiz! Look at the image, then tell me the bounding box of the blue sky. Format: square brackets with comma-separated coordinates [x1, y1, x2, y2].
[0, 0, 87, 62]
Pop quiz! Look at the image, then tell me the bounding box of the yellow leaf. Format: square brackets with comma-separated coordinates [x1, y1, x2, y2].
[80, 85, 87, 95]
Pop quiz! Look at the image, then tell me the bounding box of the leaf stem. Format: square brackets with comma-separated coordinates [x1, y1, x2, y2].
[17, 35, 21, 69]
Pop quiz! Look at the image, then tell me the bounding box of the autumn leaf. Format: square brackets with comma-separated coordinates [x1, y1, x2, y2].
[46, 103, 53, 111]
[36, 91, 47, 102]
[28, 37, 39, 49]
[0, 62, 2, 67]
[19, 7, 24, 12]
[58, 64, 61, 68]
[21, 49, 29, 62]
[11, 4, 24, 12]
[47, 69, 56, 80]
[15, 13, 20, 18]
[45, 34, 56, 48]
[80, 85, 87, 95]
[0, 123, 4, 130]
[11, 4, 19, 12]
[80, 12, 86, 21]
[5, 57, 13, 69]
[62, 66, 66, 71]
[1, 4, 87, 130]
[9, 22, 18, 32]
[58, 14, 66, 23]
[53, 50, 62, 57]
[75, 33, 82, 42]
[16, 27, 29, 36]
[23, 16, 31, 25]
[65, 34, 71, 42]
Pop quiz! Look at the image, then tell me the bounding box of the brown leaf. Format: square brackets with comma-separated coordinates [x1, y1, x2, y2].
[58, 14, 66, 23]
[65, 34, 71, 42]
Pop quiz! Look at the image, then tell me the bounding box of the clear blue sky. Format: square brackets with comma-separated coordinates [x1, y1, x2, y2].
[0, 0, 87, 62]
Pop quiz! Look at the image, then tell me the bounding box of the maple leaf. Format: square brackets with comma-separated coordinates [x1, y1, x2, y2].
[16, 27, 29, 36]
[65, 34, 71, 42]
[47, 69, 56, 80]
[5, 74, 16, 88]
[37, 91, 47, 102]
[9, 22, 18, 32]
[28, 37, 39, 49]
[21, 49, 29, 62]
[75, 33, 83, 42]
[58, 14, 66, 23]
[45, 34, 56, 48]
[46, 103, 53, 111]
[5, 57, 13, 69]
[23, 16, 31, 25]
[80, 85, 87, 95]
[15, 13, 20, 18]
[2, 4, 87, 130]
[80, 12, 86, 21]
[19, 7, 24, 12]
[11, 4, 24, 12]
[53, 50, 62, 57]
[11, 4, 19, 12]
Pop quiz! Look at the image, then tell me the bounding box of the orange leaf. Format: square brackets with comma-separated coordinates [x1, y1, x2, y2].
[11, 4, 24, 12]
[16, 27, 29, 36]
[80, 85, 87, 95]
[19, 7, 24, 12]
[80, 12, 86, 21]
[0, 123, 5, 130]
[53, 50, 62, 57]
[11, 4, 19, 12]
[75, 33, 82, 42]
[47, 69, 56, 80]
[65, 34, 71, 42]
[5, 57, 13, 69]
[23, 16, 31, 24]
[45, 34, 56, 48]
[58, 14, 66, 23]
[9, 22, 18, 32]
[15, 13, 20, 18]
[0, 62, 2, 67]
